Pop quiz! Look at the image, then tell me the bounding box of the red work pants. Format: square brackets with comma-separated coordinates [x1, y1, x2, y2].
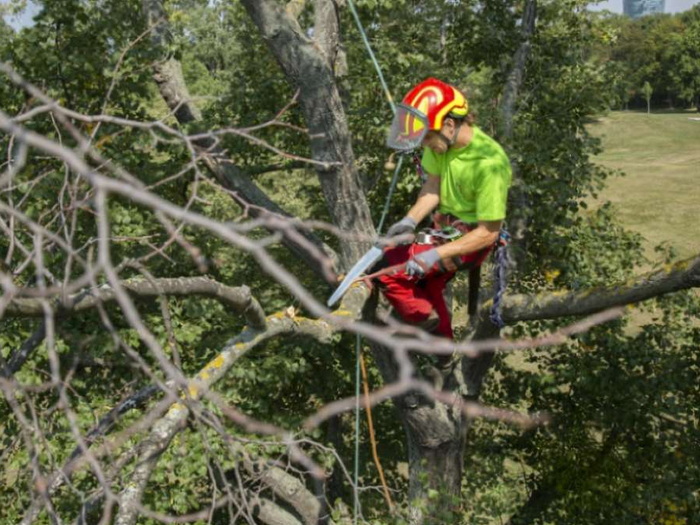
[377, 243, 492, 339]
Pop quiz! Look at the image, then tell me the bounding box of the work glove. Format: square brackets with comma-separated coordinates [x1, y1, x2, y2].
[385, 217, 417, 244]
[405, 248, 442, 278]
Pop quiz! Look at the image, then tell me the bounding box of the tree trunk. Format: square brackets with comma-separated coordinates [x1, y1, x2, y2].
[141, 0, 335, 279]
[498, 0, 537, 271]
[241, 0, 376, 270]
[401, 400, 467, 524]
[368, 339, 469, 523]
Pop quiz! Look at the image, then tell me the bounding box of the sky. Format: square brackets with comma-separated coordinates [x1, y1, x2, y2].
[3, 0, 700, 30]
[588, 0, 700, 13]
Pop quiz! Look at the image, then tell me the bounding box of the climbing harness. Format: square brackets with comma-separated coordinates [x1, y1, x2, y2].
[414, 226, 462, 245]
[412, 151, 427, 183]
[489, 229, 511, 328]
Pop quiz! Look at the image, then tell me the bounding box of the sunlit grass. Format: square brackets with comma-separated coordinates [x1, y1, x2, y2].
[588, 109, 700, 264]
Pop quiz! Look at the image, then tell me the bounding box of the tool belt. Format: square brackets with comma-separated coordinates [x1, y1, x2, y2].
[415, 212, 491, 292]
[433, 211, 477, 233]
[414, 212, 477, 247]
[414, 226, 462, 245]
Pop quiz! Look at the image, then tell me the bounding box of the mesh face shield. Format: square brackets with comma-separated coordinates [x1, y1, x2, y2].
[386, 104, 429, 151]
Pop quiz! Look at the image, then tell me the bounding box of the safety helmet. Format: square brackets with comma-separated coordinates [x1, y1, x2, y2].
[387, 78, 469, 151]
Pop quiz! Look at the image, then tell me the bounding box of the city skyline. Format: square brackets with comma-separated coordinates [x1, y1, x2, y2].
[623, 0, 666, 17]
[590, 0, 699, 13]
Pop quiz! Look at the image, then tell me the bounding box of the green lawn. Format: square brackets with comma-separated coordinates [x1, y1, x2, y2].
[588, 110, 700, 263]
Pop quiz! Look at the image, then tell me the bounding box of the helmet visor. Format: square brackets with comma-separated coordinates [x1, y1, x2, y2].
[386, 104, 429, 151]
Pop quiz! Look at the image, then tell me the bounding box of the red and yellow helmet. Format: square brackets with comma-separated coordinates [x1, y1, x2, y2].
[387, 78, 469, 151]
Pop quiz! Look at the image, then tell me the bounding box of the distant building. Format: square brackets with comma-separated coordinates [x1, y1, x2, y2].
[623, 0, 666, 18]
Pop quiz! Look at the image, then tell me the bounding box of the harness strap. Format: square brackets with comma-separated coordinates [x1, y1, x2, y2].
[468, 265, 481, 316]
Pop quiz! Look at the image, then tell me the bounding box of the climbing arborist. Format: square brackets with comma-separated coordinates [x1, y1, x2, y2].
[380, 77, 512, 339]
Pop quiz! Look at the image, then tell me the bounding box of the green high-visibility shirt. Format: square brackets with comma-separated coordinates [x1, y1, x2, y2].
[422, 126, 512, 223]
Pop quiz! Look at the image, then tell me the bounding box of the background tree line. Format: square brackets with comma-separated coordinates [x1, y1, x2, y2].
[592, 5, 700, 110]
[0, 1, 698, 524]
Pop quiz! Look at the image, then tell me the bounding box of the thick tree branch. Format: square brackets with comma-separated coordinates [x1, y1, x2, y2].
[142, 0, 202, 123]
[286, 0, 308, 20]
[3, 276, 267, 329]
[314, 0, 340, 64]
[314, 0, 351, 108]
[141, 0, 335, 279]
[1, 321, 46, 376]
[113, 285, 370, 525]
[241, 0, 376, 269]
[251, 461, 322, 525]
[500, 0, 537, 268]
[253, 496, 305, 525]
[501, 254, 700, 323]
[499, 0, 537, 142]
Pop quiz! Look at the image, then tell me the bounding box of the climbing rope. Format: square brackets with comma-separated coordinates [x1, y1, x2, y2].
[376, 154, 404, 234]
[359, 350, 394, 509]
[353, 334, 361, 524]
[489, 229, 511, 328]
[343, 0, 400, 521]
[412, 151, 428, 183]
[346, 0, 396, 114]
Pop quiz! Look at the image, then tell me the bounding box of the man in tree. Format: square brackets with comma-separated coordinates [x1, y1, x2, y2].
[381, 78, 512, 340]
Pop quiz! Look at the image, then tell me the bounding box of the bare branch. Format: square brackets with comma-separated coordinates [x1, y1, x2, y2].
[113, 307, 321, 525]
[138, 1, 336, 277]
[3, 276, 266, 329]
[242, 0, 376, 269]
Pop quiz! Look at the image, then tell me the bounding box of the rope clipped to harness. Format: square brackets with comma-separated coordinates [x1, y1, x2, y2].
[489, 229, 510, 328]
[412, 151, 427, 183]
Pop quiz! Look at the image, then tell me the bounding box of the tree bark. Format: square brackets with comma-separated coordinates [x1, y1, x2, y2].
[401, 398, 467, 524]
[499, 0, 537, 269]
[366, 306, 470, 524]
[253, 496, 305, 525]
[241, 0, 376, 270]
[141, 0, 334, 279]
[3, 276, 266, 328]
[500, 253, 700, 322]
[113, 285, 370, 525]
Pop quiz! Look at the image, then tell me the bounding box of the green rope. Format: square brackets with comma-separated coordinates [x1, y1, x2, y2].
[346, 0, 396, 115]
[344, 3, 399, 522]
[376, 154, 404, 235]
[353, 333, 361, 524]
[345, 0, 403, 235]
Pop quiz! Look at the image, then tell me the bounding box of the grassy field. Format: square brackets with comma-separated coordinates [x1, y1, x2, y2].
[588, 110, 700, 263]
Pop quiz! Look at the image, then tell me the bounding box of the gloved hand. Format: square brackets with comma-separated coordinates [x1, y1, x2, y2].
[405, 248, 442, 278]
[385, 217, 417, 244]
